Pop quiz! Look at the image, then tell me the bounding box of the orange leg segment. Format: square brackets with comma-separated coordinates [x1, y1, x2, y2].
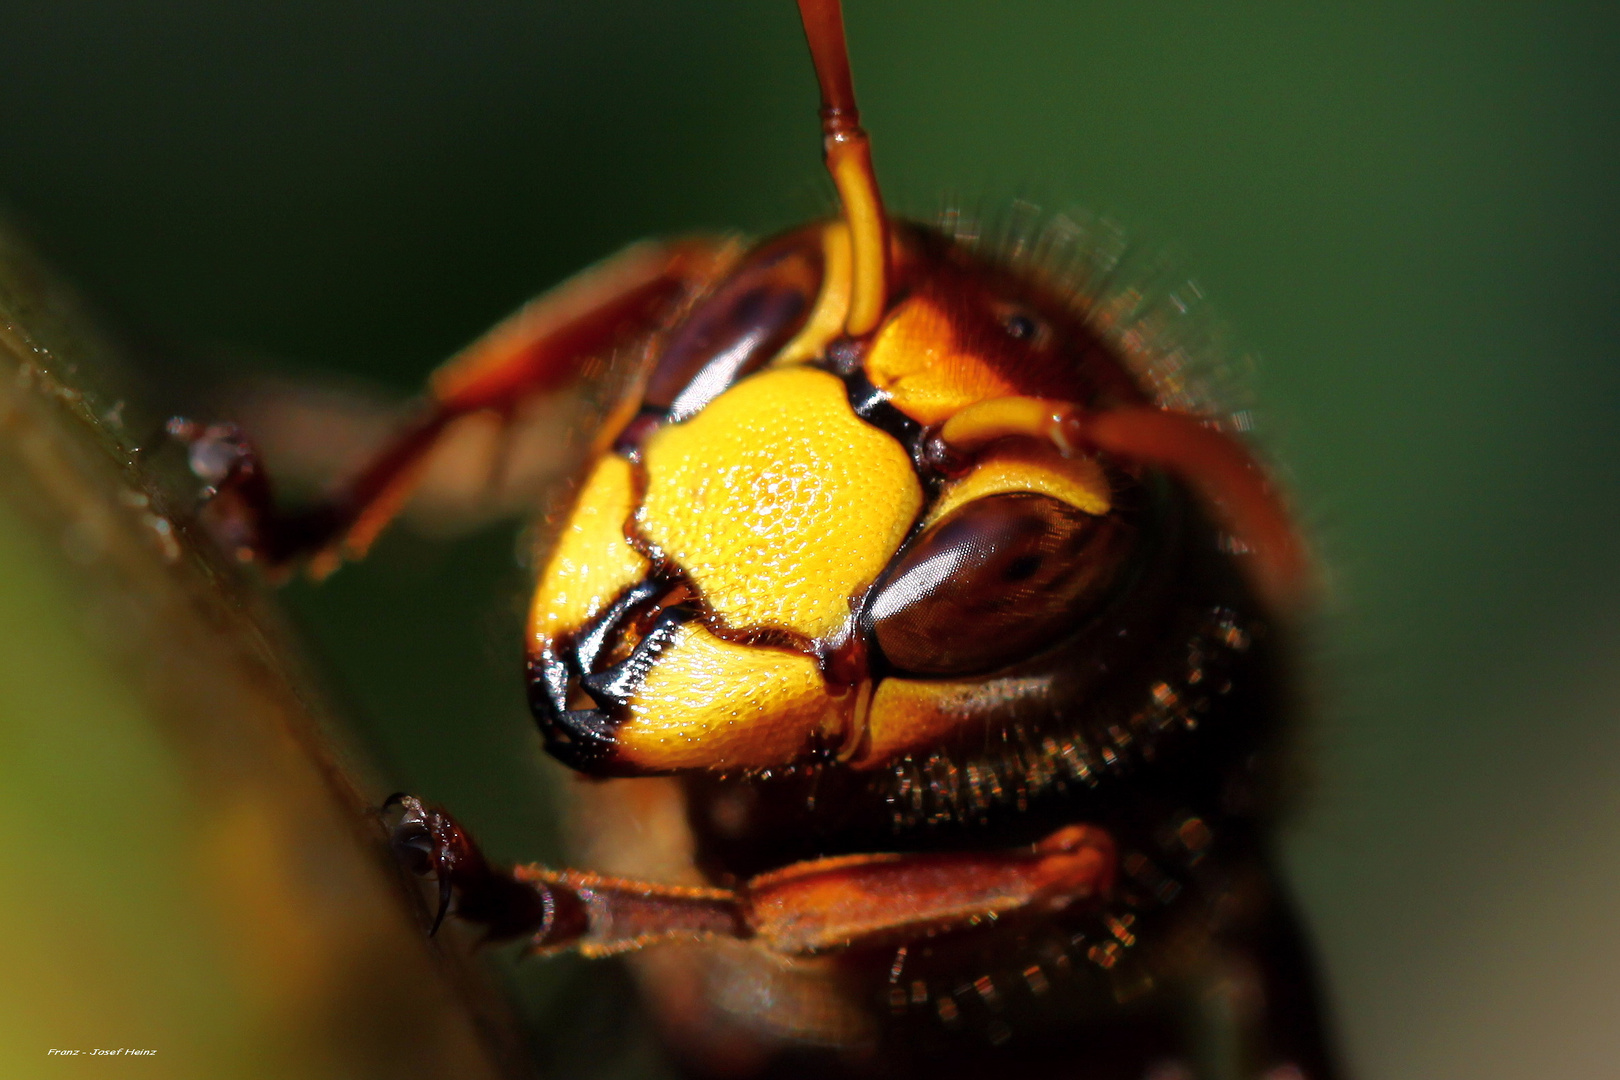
[173, 238, 734, 574]
[387, 796, 1115, 960]
[742, 823, 1116, 955]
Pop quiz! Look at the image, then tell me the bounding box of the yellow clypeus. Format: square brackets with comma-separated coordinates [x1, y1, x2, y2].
[614, 622, 850, 771]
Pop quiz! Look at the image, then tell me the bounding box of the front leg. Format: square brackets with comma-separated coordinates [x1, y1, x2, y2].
[171, 238, 735, 575]
[385, 796, 1116, 959]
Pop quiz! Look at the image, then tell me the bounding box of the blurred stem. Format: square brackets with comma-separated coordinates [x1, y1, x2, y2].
[0, 223, 529, 1078]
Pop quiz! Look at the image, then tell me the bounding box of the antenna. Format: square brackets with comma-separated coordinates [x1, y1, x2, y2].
[796, 0, 889, 336]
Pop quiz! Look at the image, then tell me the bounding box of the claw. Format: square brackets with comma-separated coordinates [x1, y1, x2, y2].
[164, 415, 281, 564]
[166, 417, 259, 490]
[383, 794, 438, 879]
[431, 874, 453, 937]
[377, 793, 552, 942]
[381, 793, 452, 930]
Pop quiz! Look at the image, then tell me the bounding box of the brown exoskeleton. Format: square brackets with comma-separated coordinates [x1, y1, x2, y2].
[175, 3, 1339, 1077]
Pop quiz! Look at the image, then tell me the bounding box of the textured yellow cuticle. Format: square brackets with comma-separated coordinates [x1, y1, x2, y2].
[528, 454, 648, 646]
[638, 367, 922, 641]
[615, 622, 846, 771]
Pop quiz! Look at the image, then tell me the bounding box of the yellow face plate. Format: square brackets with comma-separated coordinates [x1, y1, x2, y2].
[615, 621, 849, 771]
[528, 454, 647, 645]
[524, 227, 1136, 776]
[638, 366, 922, 641]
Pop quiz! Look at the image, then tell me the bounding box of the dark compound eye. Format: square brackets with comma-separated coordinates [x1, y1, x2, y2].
[642, 237, 821, 423]
[864, 492, 1124, 676]
[1005, 552, 1042, 581]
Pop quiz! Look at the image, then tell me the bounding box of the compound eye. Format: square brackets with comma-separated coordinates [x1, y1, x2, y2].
[644, 238, 820, 422]
[865, 493, 1119, 676]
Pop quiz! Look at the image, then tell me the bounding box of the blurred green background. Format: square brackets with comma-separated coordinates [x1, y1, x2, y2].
[1, 2, 1617, 1077]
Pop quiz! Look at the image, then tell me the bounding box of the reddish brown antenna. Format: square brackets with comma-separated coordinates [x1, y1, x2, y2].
[796, 0, 889, 336]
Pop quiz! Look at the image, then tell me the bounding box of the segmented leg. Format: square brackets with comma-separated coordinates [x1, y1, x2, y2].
[384, 796, 1116, 959]
[173, 238, 736, 575]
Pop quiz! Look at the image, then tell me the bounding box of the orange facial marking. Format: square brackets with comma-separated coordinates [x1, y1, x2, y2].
[853, 675, 1052, 768]
[638, 367, 922, 641]
[528, 454, 647, 645]
[615, 622, 849, 771]
[864, 296, 1021, 425]
[926, 443, 1112, 528]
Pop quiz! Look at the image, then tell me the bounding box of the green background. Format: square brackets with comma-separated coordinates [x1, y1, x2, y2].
[2, 2, 1617, 1077]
